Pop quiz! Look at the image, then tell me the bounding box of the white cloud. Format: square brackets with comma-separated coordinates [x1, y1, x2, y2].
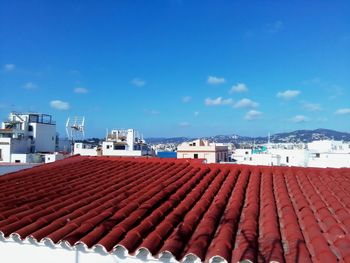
[74, 87, 88, 94]
[291, 115, 310, 123]
[266, 20, 284, 33]
[303, 102, 322, 111]
[194, 111, 199, 117]
[245, 110, 262, 120]
[230, 83, 248, 93]
[205, 97, 233, 106]
[207, 76, 225, 85]
[4, 64, 15, 71]
[179, 122, 190, 127]
[335, 108, 350, 115]
[234, 98, 259, 108]
[50, 100, 70, 110]
[131, 78, 146, 87]
[277, 90, 300, 100]
[182, 96, 191, 103]
[23, 82, 38, 90]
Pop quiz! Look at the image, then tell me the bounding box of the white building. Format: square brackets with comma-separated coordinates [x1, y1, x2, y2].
[74, 142, 100, 156]
[74, 129, 153, 157]
[0, 112, 57, 163]
[233, 140, 350, 168]
[102, 129, 152, 157]
[307, 140, 350, 168]
[177, 139, 229, 163]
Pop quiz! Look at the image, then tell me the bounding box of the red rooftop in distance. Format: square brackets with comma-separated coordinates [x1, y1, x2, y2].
[1, 156, 350, 263]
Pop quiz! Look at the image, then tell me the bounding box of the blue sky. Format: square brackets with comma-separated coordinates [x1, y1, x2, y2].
[0, 0, 349, 138]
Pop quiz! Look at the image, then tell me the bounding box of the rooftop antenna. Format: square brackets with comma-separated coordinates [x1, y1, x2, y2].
[66, 116, 85, 152]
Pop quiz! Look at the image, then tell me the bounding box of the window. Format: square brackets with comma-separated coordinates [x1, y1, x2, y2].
[28, 125, 33, 132]
[315, 153, 320, 158]
[194, 154, 198, 159]
[15, 160, 21, 163]
[0, 149, 2, 160]
[286, 156, 289, 163]
[114, 145, 126, 150]
[107, 145, 111, 149]
[192, 143, 196, 146]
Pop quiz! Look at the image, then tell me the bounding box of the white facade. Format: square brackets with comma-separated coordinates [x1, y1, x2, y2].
[10, 153, 41, 163]
[74, 142, 99, 156]
[44, 153, 65, 163]
[0, 112, 57, 163]
[0, 238, 172, 263]
[233, 149, 281, 166]
[177, 139, 229, 163]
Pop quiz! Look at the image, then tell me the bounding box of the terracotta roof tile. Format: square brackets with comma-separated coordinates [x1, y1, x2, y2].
[1, 156, 350, 262]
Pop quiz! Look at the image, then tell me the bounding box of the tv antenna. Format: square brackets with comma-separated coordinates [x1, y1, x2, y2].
[66, 116, 85, 143]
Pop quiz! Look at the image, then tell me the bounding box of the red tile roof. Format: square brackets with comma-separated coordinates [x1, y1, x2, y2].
[1, 156, 350, 262]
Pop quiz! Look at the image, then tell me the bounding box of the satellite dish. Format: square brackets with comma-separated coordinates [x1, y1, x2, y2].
[66, 116, 85, 142]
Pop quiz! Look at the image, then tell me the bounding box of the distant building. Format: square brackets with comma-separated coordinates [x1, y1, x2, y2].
[232, 140, 350, 168]
[102, 129, 153, 157]
[74, 129, 153, 157]
[74, 142, 100, 156]
[177, 139, 229, 163]
[0, 112, 57, 163]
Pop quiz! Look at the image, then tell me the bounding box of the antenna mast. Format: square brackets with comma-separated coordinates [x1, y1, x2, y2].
[66, 116, 85, 153]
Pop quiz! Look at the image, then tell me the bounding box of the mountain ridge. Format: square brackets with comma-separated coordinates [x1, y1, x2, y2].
[146, 128, 350, 145]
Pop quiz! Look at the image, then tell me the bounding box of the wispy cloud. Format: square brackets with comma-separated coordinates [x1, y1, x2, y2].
[179, 122, 190, 127]
[131, 78, 146, 87]
[194, 111, 199, 117]
[245, 110, 262, 121]
[266, 20, 284, 34]
[229, 83, 248, 93]
[302, 102, 322, 112]
[328, 85, 344, 100]
[277, 90, 300, 100]
[182, 96, 191, 103]
[69, 69, 80, 75]
[302, 77, 343, 100]
[207, 76, 225, 85]
[4, 64, 15, 71]
[23, 82, 38, 90]
[205, 97, 233, 106]
[50, 100, 70, 110]
[291, 115, 310, 123]
[335, 108, 350, 115]
[234, 98, 259, 108]
[144, 109, 160, 115]
[74, 87, 89, 94]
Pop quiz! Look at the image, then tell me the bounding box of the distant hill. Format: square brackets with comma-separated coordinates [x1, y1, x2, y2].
[146, 128, 350, 145]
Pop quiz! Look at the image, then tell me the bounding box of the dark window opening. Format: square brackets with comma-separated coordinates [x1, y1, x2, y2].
[114, 145, 126, 150]
[28, 125, 33, 132]
[286, 156, 289, 163]
[15, 160, 21, 163]
[194, 154, 198, 159]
